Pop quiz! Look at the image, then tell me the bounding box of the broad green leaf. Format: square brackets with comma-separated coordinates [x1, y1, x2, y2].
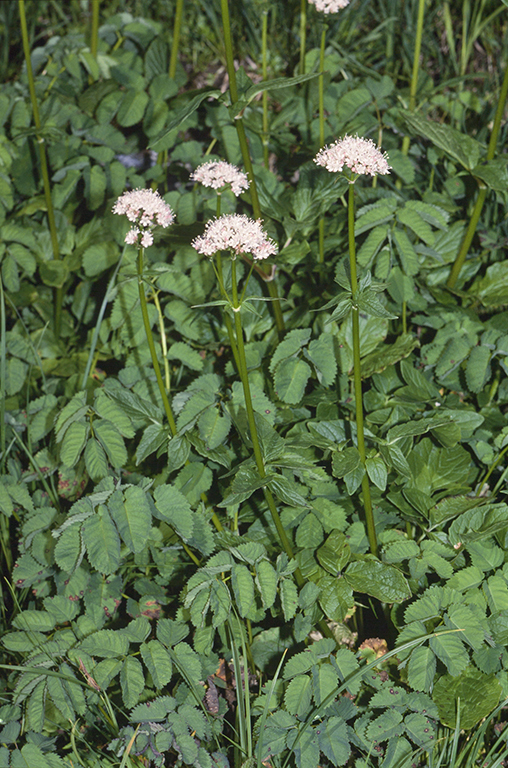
[404, 712, 436, 748]
[84, 437, 108, 481]
[150, 90, 222, 151]
[198, 406, 231, 450]
[280, 578, 298, 621]
[12, 610, 55, 633]
[432, 666, 502, 729]
[429, 633, 469, 676]
[317, 716, 350, 766]
[54, 525, 83, 572]
[466, 345, 491, 393]
[231, 563, 255, 617]
[365, 455, 387, 490]
[117, 88, 149, 126]
[255, 560, 278, 609]
[345, 560, 411, 603]
[274, 357, 311, 404]
[483, 574, 508, 612]
[174, 463, 213, 506]
[366, 709, 404, 742]
[153, 484, 194, 540]
[402, 110, 482, 170]
[284, 674, 312, 717]
[108, 486, 151, 553]
[130, 695, 176, 722]
[120, 655, 145, 708]
[82, 506, 120, 574]
[317, 531, 350, 575]
[46, 675, 75, 721]
[332, 447, 362, 478]
[172, 642, 202, 687]
[78, 629, 129, 658]
[305, 334, 337, 387]
[270, 329, 312, 372]
[313, 663, 339, 707]
[318, 576, 354, 623]
[407, 646, 436, 692]
[60, 420, 88, 468]
[94, 419, 127, 468]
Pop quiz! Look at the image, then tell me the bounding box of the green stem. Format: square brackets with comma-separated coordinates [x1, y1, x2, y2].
[220, 0, 284, 335]
[169, 0, 184, 79]
[299, 0, 307, 75]
[447, 59, 508, 289]
[216, 254, 242, 374]
[137, 247, 177, 436]
[262, 6, 269, 169]
[19, 0, 62, 335]
[476, 443, 508, 497]
[400, 0, 425, 160]
[230, 258, 302, 582]
[348, 185, 378, 557]
[317, 23, 326, 265]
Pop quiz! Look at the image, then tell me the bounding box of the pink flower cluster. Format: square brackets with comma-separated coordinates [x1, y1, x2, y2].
[112, 188, 175, 247]
[314, 135, 391, 178]
[192, 214, 277, 260]
[308, 0, 350, 13]
[191, 160, 250, 197]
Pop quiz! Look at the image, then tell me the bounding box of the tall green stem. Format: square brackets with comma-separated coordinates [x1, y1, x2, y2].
[299, 0, 307, 75]
[169, 0, 184, 79]
[0, 280, 6, 471]
[348, 185, 378, 557]
[447, 60, 508, 289]
[318, 23, 327, 265]
[220, 0, 285, 334]
[400, 0, 425, 160]
[229, 258, 302, 582]
[262, 5, 270, 169]
[137, 247, 177, 436]
[19, 0, 62, 335]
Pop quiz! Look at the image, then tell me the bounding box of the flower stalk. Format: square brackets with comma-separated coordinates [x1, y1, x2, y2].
[219, 0, 285, 334]
[19, 0, 62, 334]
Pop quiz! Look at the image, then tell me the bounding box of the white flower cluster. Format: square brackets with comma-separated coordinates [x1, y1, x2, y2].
[192, 214, 277, 260]
[112, 188, 175, 247]
[314, 135, 391, 178]
[191, 160, 250, 197]
[308, 0, 350, 14]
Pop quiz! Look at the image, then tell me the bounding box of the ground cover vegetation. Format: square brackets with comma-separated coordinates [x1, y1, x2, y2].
[2, 0, 508, 765]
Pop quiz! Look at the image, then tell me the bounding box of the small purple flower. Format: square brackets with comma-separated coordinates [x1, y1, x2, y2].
[112, 188, 174, 246]
[191, 160, 250, 197]
[314, 135, 391, 179]
[192, 214, 277, 260]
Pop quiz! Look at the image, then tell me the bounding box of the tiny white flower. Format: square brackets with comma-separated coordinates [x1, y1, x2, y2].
[112, 188, 175, 246]
[191, 160, 250, 197]
[308, 0, 350, 13]
[314, 134, 391, 179]
[192, 214, 277, 260]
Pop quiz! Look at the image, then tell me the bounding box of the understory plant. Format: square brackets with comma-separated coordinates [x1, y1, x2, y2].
[2, 1, 508, 767]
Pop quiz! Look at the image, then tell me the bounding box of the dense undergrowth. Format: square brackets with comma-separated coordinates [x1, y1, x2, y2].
[2, 0, 508, 766]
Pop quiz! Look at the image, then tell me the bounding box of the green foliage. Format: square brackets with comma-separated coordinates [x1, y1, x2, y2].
[2, 1, 508, 766]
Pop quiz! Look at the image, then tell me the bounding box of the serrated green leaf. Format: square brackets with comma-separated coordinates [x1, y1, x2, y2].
[153, 484, 194, 540]
[54, 524, 83, 572]
[120, 655, 145, 708]
[466, 345, 491, 393]
[108, 486, 151, 554]
[432, 666, 502, 729]
[284, 675, 312, 717]
[317, 531, 350, 575]
[429, 633, 469, 676]
[231, 563, 255, 617]
[84, 437, 108, 481]
[332, 446, 362, 478]
[174, 462, 213, 506]
[255, 560, 278, 609]
[270, 329, 312, 372]
[318, 716, 350, 766]
[407, 646, 436, 692]
[274, 357, 311, 404]
[60, 420, 88, 468]
[305, 334, 337, 387]
[78, 629, 129, 658]
[94, 419, 127, 468]
[82, 505, 120, 574]
[198, 406, 231, 450]
[130, 695, 176, 722]
[313, 663, 339, 707]
[365, 455, 387, 490]
[280, 578, 298, 621]
[345, 560, 411, 602]
[402, 110, 482, 170]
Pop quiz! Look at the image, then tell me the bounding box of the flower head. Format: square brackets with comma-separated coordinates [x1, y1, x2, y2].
[192, 214, 277, 260]
[314, 135, 391, 178]
[112, 188, 175, 246]
[191, 160, 250, 197]
[308, 0, 350, 13]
